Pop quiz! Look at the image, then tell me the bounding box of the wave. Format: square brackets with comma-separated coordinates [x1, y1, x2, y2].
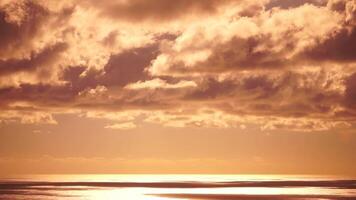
[154, 194, 356, 200]
[1, 179, 356, 199]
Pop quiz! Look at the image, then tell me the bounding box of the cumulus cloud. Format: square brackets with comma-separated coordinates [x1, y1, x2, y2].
[1, 0, 356, 132]
[149, 3, 343, 75]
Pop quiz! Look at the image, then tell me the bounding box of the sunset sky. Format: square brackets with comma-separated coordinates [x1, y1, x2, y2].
[0, 0, 356, 176]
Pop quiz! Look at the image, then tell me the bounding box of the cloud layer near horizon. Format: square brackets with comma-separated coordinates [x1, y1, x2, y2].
[1, 0, 356, 132]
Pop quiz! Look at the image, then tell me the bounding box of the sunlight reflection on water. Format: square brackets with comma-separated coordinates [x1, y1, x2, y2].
[0, 175, 355, 200]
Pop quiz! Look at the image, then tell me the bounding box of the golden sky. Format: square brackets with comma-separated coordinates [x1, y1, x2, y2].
[0, 0, 356, 176]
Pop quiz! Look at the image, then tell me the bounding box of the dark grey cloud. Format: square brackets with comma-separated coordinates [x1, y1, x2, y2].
[0, 1, 49, 58]
[60, 44, 160, 92]
[344, 73, 356, 109]
[0, 83, 77, 109]
[185, 78, 237, 100]
[0, 43, 68, 76]
[302, 28, 356, 62]
[266, 0, 327, 10]
[90, 0, 235, 22]
[0, 1, 73, 60]
[100, 45, 159, 87]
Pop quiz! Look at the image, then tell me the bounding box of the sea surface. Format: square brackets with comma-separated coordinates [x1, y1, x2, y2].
[0, 174, 355, 199]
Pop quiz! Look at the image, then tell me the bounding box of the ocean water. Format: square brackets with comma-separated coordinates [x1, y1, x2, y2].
[0, 174, 355, 199]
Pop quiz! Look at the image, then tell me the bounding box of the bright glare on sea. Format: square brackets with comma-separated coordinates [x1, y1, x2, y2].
[0, 174, 355, 199]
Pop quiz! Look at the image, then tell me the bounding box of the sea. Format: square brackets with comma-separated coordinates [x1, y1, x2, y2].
[0, 174, 355, 199]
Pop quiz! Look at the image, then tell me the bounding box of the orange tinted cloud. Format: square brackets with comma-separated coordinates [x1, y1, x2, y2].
[83, 0, 238, 21]
[0, 0, 356, 133]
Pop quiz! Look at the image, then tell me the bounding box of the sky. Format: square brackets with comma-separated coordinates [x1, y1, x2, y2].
[0, 0, 356, 176]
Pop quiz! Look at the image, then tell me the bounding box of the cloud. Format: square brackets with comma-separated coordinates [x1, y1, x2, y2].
[0, 43, 67, 76]
[0, 1, 49, 59]
[105, 122, 137, 130]
[84, 0, 237, 22]
[266, 0, 327, 9]
[126, 78, 197, 90]
[301, 0, 356, 62]
[148, 3, 342, 75]
[0, 110, 57, 124]
[344, 72, 356, 109]
[0, 1, 73, 60]
[1, 0, 356, 132]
